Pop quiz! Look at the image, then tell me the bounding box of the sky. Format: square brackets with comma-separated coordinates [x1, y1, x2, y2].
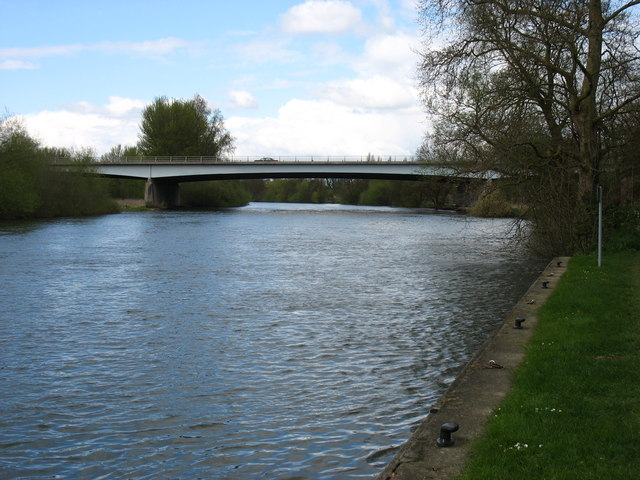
[0, 0, 428, 157]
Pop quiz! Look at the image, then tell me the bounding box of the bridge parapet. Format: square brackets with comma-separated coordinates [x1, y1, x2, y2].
[96, 155, 420, 164]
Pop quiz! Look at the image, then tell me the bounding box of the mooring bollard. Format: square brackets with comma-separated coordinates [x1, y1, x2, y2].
[437, 422, 459, 447]
[514, 317, 526, 329]
[542, 281, 550, 289]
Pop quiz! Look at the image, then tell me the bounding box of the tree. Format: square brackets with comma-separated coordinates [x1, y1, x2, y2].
[100, 144, 139, 162]
[0, 117, 117, 219]
[137, 94, 235, 157]
[0, 117, 42, 218]
[418, 0, 640, 253]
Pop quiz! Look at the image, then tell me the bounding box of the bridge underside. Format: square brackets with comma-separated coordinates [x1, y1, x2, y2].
[166, 171, 425, 182]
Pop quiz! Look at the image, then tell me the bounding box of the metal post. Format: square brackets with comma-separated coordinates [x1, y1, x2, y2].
[598, 185, 603, 267]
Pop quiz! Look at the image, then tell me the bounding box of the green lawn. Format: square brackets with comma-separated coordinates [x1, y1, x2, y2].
[458, 251, 640, 480]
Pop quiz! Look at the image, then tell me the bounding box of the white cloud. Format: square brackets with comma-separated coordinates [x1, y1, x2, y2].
[105, 96, 146, 116]
[281, 0, 365, 35]
[311, 41, 353, 66]
[0, 44, 85, 58]
[227, 98, 424, 156]
[0, 59, 37, 70]
[317, 74, 417, 109]
[18, 94, 426, 158]
[0, 38, 196, 61]
[356, 32, 420, 78]
[233, 38, 303, 64]
[62, 96, 145, 117]
[229, 90, 259, 109]
[20, 97, 144, 154]
[98, 38, 194, 56]
[310, 31, 422, 112]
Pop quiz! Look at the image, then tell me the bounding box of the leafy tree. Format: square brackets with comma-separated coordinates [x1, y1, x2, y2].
[180, 180, 250, 208]
[34, 148, 118, 217]
[263, 179, 303, 202]
[332, 179, 369, 204]
[245, 179, 267, 200]
[260, 179, 331, 203]
[418, 0, 640, 253]
[359, 180, 392, 206]
[0, 117, 42, 218]
[137, 94, 235, 157]
[100, 145, 145, 198]
[0, 118, 117, 219]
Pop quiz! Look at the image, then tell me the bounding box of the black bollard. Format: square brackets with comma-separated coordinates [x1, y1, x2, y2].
[437, 422, 459, 447]
[514, 317, 526, 329]
[542, 281, 549, 289]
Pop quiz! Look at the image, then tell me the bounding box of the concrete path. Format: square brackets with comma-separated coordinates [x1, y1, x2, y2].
[376, 257, 570, 480]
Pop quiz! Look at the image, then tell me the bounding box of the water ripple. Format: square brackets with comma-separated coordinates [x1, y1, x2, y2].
[0, 204, 545, 479]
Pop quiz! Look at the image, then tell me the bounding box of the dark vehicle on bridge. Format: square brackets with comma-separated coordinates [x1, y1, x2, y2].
[254, 157, 278, 163]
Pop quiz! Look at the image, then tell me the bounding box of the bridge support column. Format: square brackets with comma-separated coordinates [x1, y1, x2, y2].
[145, 179, 181, 208]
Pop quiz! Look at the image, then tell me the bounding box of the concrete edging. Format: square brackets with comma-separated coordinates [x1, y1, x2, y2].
[376, 256, 570, 480]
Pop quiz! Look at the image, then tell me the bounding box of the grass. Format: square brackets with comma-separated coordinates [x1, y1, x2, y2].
[458, 251, 640, 480]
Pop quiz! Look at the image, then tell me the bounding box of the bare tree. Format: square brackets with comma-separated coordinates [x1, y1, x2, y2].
[418, 0, 640, 253]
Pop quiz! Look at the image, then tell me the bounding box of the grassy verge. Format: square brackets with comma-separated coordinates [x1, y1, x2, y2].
[459, 251, 640, 480]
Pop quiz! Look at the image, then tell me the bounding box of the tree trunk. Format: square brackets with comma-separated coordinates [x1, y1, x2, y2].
[573, 0, 604, 200]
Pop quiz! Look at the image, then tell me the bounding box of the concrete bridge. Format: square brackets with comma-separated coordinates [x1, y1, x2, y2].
[81, 156, 495, 208]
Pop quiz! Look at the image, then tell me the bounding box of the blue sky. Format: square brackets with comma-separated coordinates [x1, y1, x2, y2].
[1, 0, 428, 156]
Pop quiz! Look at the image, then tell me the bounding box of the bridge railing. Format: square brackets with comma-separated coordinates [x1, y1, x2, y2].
[94, 155, 419, 164]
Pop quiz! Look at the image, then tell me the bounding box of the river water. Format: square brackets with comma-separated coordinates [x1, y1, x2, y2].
[0, 203, 545, 479]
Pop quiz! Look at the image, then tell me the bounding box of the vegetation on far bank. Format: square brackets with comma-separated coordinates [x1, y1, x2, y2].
[459, 251, 640, 480]
[107, 176, 471, 210]
[0, 118, 118, 221]
[242, 177, 465, 209]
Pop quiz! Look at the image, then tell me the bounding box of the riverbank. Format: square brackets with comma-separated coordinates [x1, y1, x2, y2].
[378, 251, 640, 479]
[377, 256, 570, 479]
[114, 198, 146, 209]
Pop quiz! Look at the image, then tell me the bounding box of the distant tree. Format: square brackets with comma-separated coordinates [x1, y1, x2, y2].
[137, 94, 235, 157]
[100, 144, 139, 162]
[332, 179, 369, 204]
[101, 145, 145, 199]
[359, 180, 392, 206]
[181, 180, 250, 208]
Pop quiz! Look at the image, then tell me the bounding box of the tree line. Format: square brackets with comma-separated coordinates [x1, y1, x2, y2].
[244, 177, 469, 209]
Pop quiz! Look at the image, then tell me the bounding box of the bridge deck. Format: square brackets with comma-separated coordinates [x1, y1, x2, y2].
[74, 157, 495, 182]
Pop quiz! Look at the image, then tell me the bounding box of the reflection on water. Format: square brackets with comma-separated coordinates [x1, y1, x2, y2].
[0, 203, 545, 479]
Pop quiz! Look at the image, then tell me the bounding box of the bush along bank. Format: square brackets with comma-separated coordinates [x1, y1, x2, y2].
[459, 251, 640, 480]
[0, 119, 118, 220]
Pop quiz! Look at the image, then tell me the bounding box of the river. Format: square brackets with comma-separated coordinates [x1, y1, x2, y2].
[0, 203, 545, 479]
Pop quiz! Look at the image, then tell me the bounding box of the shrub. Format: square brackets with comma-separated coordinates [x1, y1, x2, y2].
[469, 189, 516, 218]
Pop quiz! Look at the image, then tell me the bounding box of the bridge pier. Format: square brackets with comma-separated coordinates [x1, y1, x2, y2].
[145, 179, 181, 208]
